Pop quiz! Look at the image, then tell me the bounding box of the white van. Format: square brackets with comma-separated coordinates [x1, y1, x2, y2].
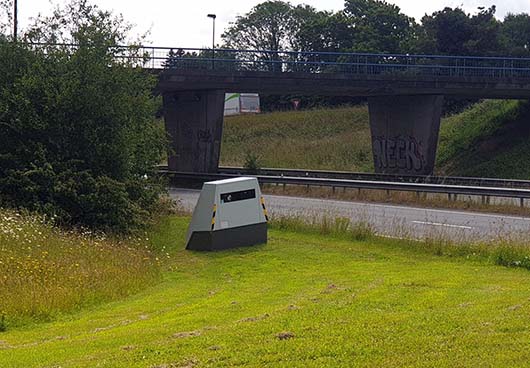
[224, 93, 261, 116]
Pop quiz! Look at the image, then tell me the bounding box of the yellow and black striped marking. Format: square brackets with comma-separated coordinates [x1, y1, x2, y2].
[211, 204, 217, 231]
[260, 197, 269, 222]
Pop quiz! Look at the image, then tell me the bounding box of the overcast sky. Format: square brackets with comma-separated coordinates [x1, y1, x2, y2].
[18, 0, 530, 47]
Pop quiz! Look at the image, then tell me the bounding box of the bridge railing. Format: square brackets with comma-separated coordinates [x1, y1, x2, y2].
[24, 43, 530, 79]
[141, 46, 530, 79]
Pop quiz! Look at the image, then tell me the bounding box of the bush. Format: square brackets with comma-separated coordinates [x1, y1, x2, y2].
[0, 1, 167, 232]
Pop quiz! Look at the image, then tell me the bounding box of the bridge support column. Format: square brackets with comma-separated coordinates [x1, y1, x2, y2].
[163, 90, 225, 172]
[368, 95, 444, 175]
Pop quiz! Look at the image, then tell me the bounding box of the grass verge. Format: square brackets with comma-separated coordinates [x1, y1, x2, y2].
[269, 212, 530, 273]
[2, 216, 530, 366]
[0, 209, 161, 329]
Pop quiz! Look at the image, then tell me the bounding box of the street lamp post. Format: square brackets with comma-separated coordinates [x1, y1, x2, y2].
[13, 0, 18, 42]
[207, 14, 216, 70]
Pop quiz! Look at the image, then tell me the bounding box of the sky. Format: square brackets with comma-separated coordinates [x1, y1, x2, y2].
[16, 0, 530, 47]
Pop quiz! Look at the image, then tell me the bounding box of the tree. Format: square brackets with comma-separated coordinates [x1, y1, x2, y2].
[0, 0, 167, 232]
[163, 48, 185, 69]
[342, 0, 416, 53]
[222, 1, 295, 52]
[415, 6, 502, 56]
[466, 6, 502, 56]
[0, 0, 13, 37]
[501, 13, 530, 57]
[292, 9, 350, 53]
[415, 8, 472, 55]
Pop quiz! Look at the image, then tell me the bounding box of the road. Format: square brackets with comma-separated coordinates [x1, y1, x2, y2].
[169, 188, 530, 242]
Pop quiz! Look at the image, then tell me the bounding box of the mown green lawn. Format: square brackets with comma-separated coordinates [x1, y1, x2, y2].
[2, 217, 530, 367]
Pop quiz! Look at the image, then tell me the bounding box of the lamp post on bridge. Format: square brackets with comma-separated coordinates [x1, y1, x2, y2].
[207, 13, 216, 70]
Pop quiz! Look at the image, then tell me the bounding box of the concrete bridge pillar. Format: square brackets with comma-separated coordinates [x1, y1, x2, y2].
[368, 95, 444, 175]
[163, 90, 225, 172]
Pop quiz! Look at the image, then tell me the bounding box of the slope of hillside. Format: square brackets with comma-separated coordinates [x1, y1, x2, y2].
[221, 100, 530, 179]
[437, 100, 530, 178]
[221, 106, 373, 172]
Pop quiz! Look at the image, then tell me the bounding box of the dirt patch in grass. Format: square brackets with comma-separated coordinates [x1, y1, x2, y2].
[276, 331, 295, 340]
[238, 314, 270, 323]
[172, 331, 201, 339]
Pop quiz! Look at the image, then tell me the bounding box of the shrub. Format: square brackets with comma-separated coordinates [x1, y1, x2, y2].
[0, 1, 167, 232]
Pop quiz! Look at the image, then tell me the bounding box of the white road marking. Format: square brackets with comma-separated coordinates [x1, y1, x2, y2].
[411, 221, 473, 230]
[261, 193, 530, 222]
[171, 189, 530, 221]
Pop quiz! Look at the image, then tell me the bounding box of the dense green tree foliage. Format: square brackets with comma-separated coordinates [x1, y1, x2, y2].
[222, 1, 295, 52]
[222, 0, 530, 57]
[501, 13, 530, 57]
[0, 0, 166, 232]
[342, 0, 415, 53]
[415, 6, 502, 56]
[223, 0, 415, 54]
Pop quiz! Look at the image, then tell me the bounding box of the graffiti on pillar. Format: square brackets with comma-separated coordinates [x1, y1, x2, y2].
[198, 129, 213, 143]
[373, 135, 425, 172]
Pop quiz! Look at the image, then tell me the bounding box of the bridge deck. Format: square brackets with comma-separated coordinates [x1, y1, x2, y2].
[158, 69, 530, 98]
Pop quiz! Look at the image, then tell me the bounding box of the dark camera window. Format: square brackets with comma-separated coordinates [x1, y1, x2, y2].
[221, 189, 256, 203]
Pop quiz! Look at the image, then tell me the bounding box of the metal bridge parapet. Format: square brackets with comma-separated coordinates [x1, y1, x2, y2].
[23, 43, 530, 80]
[144, 46, 530, 80]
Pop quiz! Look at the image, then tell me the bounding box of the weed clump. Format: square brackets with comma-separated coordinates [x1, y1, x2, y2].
[491, 246, 530, 270]
[243, 151, 262, 173]
[0, 313, 6, 332]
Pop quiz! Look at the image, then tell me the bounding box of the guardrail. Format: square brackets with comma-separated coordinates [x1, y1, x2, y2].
[161, 170, 530, 207]
[218, 167, 530, 189]
[24, 43, 530, 80]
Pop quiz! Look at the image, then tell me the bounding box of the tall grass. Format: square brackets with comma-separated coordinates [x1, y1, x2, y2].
[221, 106, 373, 171]
[270, 214, 375, 241]
[0, 209, 161, 329]
[269, 212, 530, 273]
[221, 100, 530, 179]
[437, 100, 530, 178]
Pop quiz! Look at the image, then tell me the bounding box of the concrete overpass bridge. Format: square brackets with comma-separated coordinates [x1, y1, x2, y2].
[150, 47, 530, 175]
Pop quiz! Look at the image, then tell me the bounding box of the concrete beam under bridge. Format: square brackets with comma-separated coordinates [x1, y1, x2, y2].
[368, 95, 444, 175]
[163, 90, 224, 172]
[158, 69, 530, 99]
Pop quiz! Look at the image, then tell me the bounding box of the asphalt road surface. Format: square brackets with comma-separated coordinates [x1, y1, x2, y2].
[169, 188, 530, 242]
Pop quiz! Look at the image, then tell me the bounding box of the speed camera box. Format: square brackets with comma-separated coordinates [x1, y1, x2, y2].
[186, 177, 268, 251]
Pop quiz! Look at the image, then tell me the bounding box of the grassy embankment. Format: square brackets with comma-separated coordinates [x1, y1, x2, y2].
[0, 209, 161, 329]
[3, 214, 530, 366]
[438, 99, 530, 178]
[222, 106, 373, 172]
[222, 100, 530, 179]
